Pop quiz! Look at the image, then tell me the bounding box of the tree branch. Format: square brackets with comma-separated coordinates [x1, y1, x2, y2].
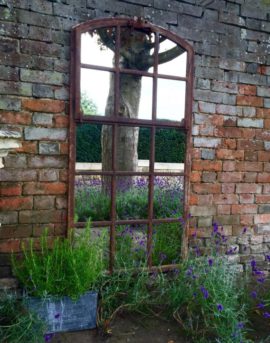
[146, 45, 185, 68]
[95, 28, 115, 52]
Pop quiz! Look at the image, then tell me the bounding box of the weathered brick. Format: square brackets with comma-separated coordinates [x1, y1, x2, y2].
[33, 113, 53, 126]
[232, 204, 257, 214]
[190, 206, 216, 216]
[23, 182, 67, 195]
[28, 156, 67, 168]
[22, 99, 65, 113]
[257, 173, 270, 183]
[0, 97, 21, 111]
[237, 118, 264, 128]
[237, 139, 263, 150]
[219, 59, 245, 72]
[214, 215, 240, 225]
[16, 142, 37, 154]
[54, 115, 69, 128]
[0, 240, 20, 253]
[235, 161, 263, 172]
[0, 80, 32, 96]
[190, 171, 201, 183]
[32, 84, 54, 98]
[223, 161, 235, 171]
[0, 65, 19, 81]
[34, 196, 55, 210]
[0, 197, 33, 210]
[0, 212, 18, 225]
[212, 81, 238, 94]
[0, 183, 21, 196]
[216, 104, 240, 116]
[217, 204, 231, 215]
[197, 194, 213, 206]
[56, 197, 67, 209]
[19, 210, 65, 224]
[3, 154, 27, 168]
[258, 205, 270, 214]
[24, 127, 67, 141]
[39, 142, 60, 155]
[0, 169, 37, 181]
[21, 69, 63, 86]
[38, 170, 58, 182]
[202, 172, 216, 183]
[243, 172, 257, 182]
[255, 224, 270, 234]
[197, 216, 212, 227]
[236, 184, 262, 194]
[198, 101, 216, 113]
[194, 137, 221, 148]
[240, 194, 254, 204]
[20, 40, 62, 58]
[201, 149, 215, 160]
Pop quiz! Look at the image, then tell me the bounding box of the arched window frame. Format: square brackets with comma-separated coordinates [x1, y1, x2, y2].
[68, 18, 194, 272]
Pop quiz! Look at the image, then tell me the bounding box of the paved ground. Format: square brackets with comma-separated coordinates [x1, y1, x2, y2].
[51, 312, 189, 343]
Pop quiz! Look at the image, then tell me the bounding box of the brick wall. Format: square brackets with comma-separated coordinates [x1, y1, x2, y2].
[0, 0, 270, 278]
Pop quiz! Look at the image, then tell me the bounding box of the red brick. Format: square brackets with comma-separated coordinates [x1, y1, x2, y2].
[16, 142, 37, 154]
[238, 85, 257, 96]
[217, 205, 231, 215]
[215, 127, 242, 138]
[189, 195, 198, 205]
[217, 149, 244, 160]
[264, 185, 270, 194]
[264, 163, 270, 172]
[256, 130, 270, 141]
[213, 194, 238, 204]
[22, 99, 65, 113]
[0, 197, 33, 210]
[254, 214, 270, 224]
[235, 162, 263, 172]
[236, 183, 262, 194]
[219, 172, 243, 182]
[223, 117, 236, 127]
[232, 204, 257, 214]
[257, 173, 270, 183]
[222, 161, 235, 172]
[197, 194, 213, 205]
[0, 239, 21, 253]
[240, 215, 254, 226]
[192, 160, 222, 172]
[237, 139, 263, 151]
[211, 115, 224, 126]
[236, 95, 263, 107]
[222, 183, 235, 193]
[23, 182, 67, 195]
[222, 139, 236, 149]
[0, 183, 21, 196]
[190, 171, 201, 183]
[258, 151, 270, 162]
[265, 119, 270, 129]
[256, 195, 270, 204]
[0, 111, 31, 125]
[60, 142, 69, 154]
[193, 183, 221, 194]
[192, 148, 201, 159]
[54, 115, 69, 128]
[256, 108, 270, 119]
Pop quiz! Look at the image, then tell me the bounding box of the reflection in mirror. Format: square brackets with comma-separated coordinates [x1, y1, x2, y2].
[80, 69, 113, 116]
[153, 176, 184, 219]
[81, 29, 115, 67]
[120, 28, 155, 71]
[116, 176, 149, 220]
[138, 76, 153, 120]
[158, 36, 187, 77]
[115, 224, 148, 268]
[115, 126, 150, 172]
[152, 223, 182, 266]
[156, 79, 186, 121]
[74, 175, 111, 222]
[155, 128, 186, 170]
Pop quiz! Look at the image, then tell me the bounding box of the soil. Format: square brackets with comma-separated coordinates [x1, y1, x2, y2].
[51, 312, 189, 343]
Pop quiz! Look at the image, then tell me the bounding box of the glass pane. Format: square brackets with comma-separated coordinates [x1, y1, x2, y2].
[155, 128, 186, 170]
[74, 176, 111, 222]
[158, 36, 187, 77]
[153, 176, 184, 219]
[116, 176, 149, 220]
[80, 69, 113, 116]
[157, 79, 186, 121]
[120, 28, 155, 72]
[152, 223, 182, 266]
[81, 29, 115, 67]
[116, 126, 150, 172]
[76, 124, 112, 171]
[138, 76, 153, 120]
[115, 224, 148, 268]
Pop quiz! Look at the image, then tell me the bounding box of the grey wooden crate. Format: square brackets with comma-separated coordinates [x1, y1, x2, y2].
[25, 291, 98, 333]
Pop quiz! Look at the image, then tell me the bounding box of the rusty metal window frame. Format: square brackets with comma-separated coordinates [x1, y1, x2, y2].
[68, 18, 194, 272]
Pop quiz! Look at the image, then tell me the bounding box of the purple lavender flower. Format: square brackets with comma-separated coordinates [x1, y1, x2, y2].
[200, 286, 209, 299]
[250, 290, 257, 299]
[54, 313, 60, 319]
[217, 303, 223, 312]
[263, 312, 270, 318]
[242, 227, 247, 234]
[208, 259, 213, 267]
[237, 322, 244, 329]
[266, 255, 270, 262]
[257, 302, 265, 309]
[44, 333, 54, 342]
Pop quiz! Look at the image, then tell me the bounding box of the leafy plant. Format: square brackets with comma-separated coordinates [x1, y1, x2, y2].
[12, 226, 106, 300]
[0, 291, 45, 343]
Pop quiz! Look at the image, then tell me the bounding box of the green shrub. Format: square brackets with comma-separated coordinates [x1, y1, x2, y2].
[0, 292, 45, 343]
[12, 227, 106, 300]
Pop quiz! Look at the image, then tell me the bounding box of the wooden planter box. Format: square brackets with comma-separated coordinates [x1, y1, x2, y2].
[25, 291, 98, 333]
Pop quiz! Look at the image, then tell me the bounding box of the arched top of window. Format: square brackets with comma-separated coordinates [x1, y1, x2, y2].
[71, 17, 194, 129]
